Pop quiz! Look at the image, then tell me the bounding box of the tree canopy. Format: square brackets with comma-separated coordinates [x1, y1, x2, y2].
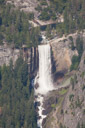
[0, 58, 37, 128]
[0, 3, 40, 48]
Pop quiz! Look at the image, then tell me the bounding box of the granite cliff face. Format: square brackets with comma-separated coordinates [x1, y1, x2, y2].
[50, 33, 78, 83]
[43, 32, 85, 128]
[7, 0, 38, 17]
[51, 31, 85, 75]
[23, 46, 38, 74]
[0, 45, 20, 66]
[62, 51, 85, 128]
[0, 45, 38, 74]
[51, 34, 79, 73]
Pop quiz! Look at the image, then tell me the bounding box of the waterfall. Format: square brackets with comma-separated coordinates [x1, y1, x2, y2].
[35, 44, 54, 95]
[34, 44, 54, 128]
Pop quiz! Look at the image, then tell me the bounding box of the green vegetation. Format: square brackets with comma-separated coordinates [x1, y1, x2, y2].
[77, 122, 80, 128]
[37, 0, 68, 21]
[59, 88, 68, 95]
[56, 97, 64, 108]
[40, 0, 48, 6]
[60, 0, 85, 35]
[70, 55, 79, 70]
[51, 88, 68, 109]
[59, 123, 66, 128]
[37, 0, 85, 36]
[51, 97, 64, 109]
[39, 9, 50, 21]
[70, 77, 75, 90]
[69, 94, 74, 102]
[60, 109, 64, 114]
[71, 111, 75, 116]
[43, 112, 55, 128]
[84, 58, 85, 64]
[83, 109, 85, 115]
[75, 96, 82, 108]
[77, 122, 85, 128]
[81, 72, 85, 78]
[69, 36, 73, 42]
[46, 25, 52, 39]
[81, 123, 85, 128]
[69, 102, 74, 109]
[0, 1, 40, 48]
[0, 58, 37, 128]
[51, 104, 56, 108]
[82, 84, 85, 91]
[69, 36, 75, 50]
[70, 36, 83, 71]
[1, 0, 85, 46]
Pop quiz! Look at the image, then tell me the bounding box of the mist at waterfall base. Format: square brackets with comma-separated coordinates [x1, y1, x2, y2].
[34, 44, 55, 128]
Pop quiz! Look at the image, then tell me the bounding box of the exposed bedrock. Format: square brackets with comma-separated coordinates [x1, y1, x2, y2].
[43, 32, 85, 128]
[0, 45, 38, 75]
[50, 34, 78, 82]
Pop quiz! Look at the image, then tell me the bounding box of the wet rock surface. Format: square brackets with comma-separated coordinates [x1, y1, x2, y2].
[43, 95, 58, 115]
[35, 83, 39, 89]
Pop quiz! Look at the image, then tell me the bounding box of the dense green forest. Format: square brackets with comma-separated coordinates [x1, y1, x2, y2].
[0, 0, 85, 46]
[61, 0, 85, 34]
[0, 57, 37, 128]
[37, 0, 85, 35]
[36, 0, 68, 20]
[0, 1, 39, 128]
[0, 0, 41, 48]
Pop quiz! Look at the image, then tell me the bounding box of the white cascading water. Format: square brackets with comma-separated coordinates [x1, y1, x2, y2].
[34, 44, 54, 128]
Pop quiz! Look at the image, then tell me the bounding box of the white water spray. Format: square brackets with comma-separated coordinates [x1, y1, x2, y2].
[34, 44, 54, 128]
[35, 44, 54, 95]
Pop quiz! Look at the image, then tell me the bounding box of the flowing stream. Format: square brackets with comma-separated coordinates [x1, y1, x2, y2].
[34, 44, 54, 128]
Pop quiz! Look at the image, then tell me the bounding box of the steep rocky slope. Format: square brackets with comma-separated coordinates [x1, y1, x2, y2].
[7, 0, 38, 17]
[50, 32, 79, 83]
[0, 45, 38, 74]
[62, 51, 85, 128]
[51, 34, 78, 73]
[43, 31, 85, 128]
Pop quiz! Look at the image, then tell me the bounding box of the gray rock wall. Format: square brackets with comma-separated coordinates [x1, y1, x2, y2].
[0, 46, 20, 66]
[0, 45, 38, 74]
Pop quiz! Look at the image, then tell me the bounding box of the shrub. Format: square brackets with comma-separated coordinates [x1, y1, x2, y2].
[70, 55, 79, 71]
[70, 36, 83, 71]
[69, 36, 73, 42]
[69, 94, 74, 102]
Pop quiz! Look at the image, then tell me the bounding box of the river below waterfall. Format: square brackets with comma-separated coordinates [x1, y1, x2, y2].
[34, 44, 55, 128]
